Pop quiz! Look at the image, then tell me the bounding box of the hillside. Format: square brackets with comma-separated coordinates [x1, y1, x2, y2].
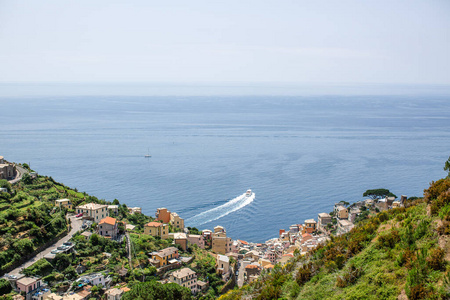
[0, 165, 129, 276]
[220, 178, 450, 300]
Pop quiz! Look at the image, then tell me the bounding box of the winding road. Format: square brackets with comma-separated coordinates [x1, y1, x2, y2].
[8, 215, 83, 277]
[8, 164, 28, 185]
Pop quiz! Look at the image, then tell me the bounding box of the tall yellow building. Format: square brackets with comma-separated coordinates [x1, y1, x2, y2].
[144, 221, 169, 239]
[211, 225, 232, 255]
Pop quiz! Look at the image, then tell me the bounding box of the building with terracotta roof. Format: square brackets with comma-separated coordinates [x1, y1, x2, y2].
[76, 203, 109, 222]
[77, 288, 92, 300]
[144, 221, 169, 239]
[238, 240, 248, 246]
[98, 217, 118, 239]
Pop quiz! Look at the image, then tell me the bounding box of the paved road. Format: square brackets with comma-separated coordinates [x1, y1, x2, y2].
[125, 232, 133, 270]
[8, 164, 27, 185]
[8, 215, 83, 276]
[237, 260, 245, 287]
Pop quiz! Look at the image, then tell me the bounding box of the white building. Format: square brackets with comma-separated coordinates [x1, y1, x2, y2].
[107, 205, 119, 215]
[76, 203, 109, 222]
[216, 254, 230, 275]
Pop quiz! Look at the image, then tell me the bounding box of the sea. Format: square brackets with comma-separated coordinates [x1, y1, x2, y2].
[1, 89, 450, 242]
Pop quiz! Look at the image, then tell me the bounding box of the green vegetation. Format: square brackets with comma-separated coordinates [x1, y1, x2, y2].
[122, 281, 193, 300]
[363, 188, 397, 199]
[0, 278, 12, 295]
[221, 178, 450, 300]
[0, 175, 77, 275]
[444, 156, 450, 178]
[188, 247, 224, 296]
[23, 258, 54, 277]
[187, 227, 202, 235]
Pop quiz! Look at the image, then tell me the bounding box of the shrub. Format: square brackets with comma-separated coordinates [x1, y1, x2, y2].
[336, 264, 364, 288]
[427, 247, 445, 271]
[0, 278, 12, 295]
[13, 238, 34, 256]
[296, 263, 313, 286]
[409, 284, 429, 300]
[424, 178, 450, 204]
[122, 281, 193, 300]
[413, 220, 430, 241]
[23, 259, 54, 277]
[377, 229, 400, 249]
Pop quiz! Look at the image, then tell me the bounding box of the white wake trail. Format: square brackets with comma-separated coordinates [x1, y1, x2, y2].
[187, 192, 255, 226]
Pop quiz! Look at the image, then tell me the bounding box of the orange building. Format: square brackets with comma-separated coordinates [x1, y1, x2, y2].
[156, 208, 171, 223]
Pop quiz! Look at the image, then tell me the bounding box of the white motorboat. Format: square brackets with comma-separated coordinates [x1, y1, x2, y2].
[245, 189, 252, 197]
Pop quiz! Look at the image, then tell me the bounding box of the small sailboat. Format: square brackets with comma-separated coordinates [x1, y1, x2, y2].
[145, 148, 151, 158]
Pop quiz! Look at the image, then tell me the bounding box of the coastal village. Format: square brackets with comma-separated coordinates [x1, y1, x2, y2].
[0, 157, 409, 300]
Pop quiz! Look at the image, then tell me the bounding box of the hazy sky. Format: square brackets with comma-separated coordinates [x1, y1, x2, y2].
[0, 0, 449, 85]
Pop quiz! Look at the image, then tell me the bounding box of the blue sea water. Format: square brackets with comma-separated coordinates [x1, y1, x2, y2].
[1, 95, 450, 242]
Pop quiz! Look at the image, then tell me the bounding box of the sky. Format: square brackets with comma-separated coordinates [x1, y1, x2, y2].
[0, 0, 449, 91]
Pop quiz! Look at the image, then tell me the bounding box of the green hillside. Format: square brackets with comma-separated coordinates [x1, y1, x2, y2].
[0, 167, 110, 275]
[220, 178, 450, 300]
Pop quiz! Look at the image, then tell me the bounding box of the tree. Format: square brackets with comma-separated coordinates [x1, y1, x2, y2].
[187, 227, 202, 235]
[112, 199, 120, 205]
[363, 189, 397, 200]
[0, 179, 12, 191]
[22, 173, 33, 185]
[54, 253, 72, 271]
[444, 156, 450, 178]
[122, 280, 193, 300]
[0, 278, 12, 295]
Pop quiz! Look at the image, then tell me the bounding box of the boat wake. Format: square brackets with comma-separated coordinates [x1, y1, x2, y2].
[187, 192, 255, 227]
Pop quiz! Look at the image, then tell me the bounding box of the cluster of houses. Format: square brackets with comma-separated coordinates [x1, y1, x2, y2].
[4, 191, 411, 299]
[5, 271, 130, 300]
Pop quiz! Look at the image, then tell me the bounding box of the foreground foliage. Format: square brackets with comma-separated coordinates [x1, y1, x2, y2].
[221, 178, 450, 300]
[122, 281, 193, 300]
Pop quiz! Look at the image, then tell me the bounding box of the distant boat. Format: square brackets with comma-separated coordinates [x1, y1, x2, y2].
[245, 189, 252, 197]
[145, 148, 151, 158]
